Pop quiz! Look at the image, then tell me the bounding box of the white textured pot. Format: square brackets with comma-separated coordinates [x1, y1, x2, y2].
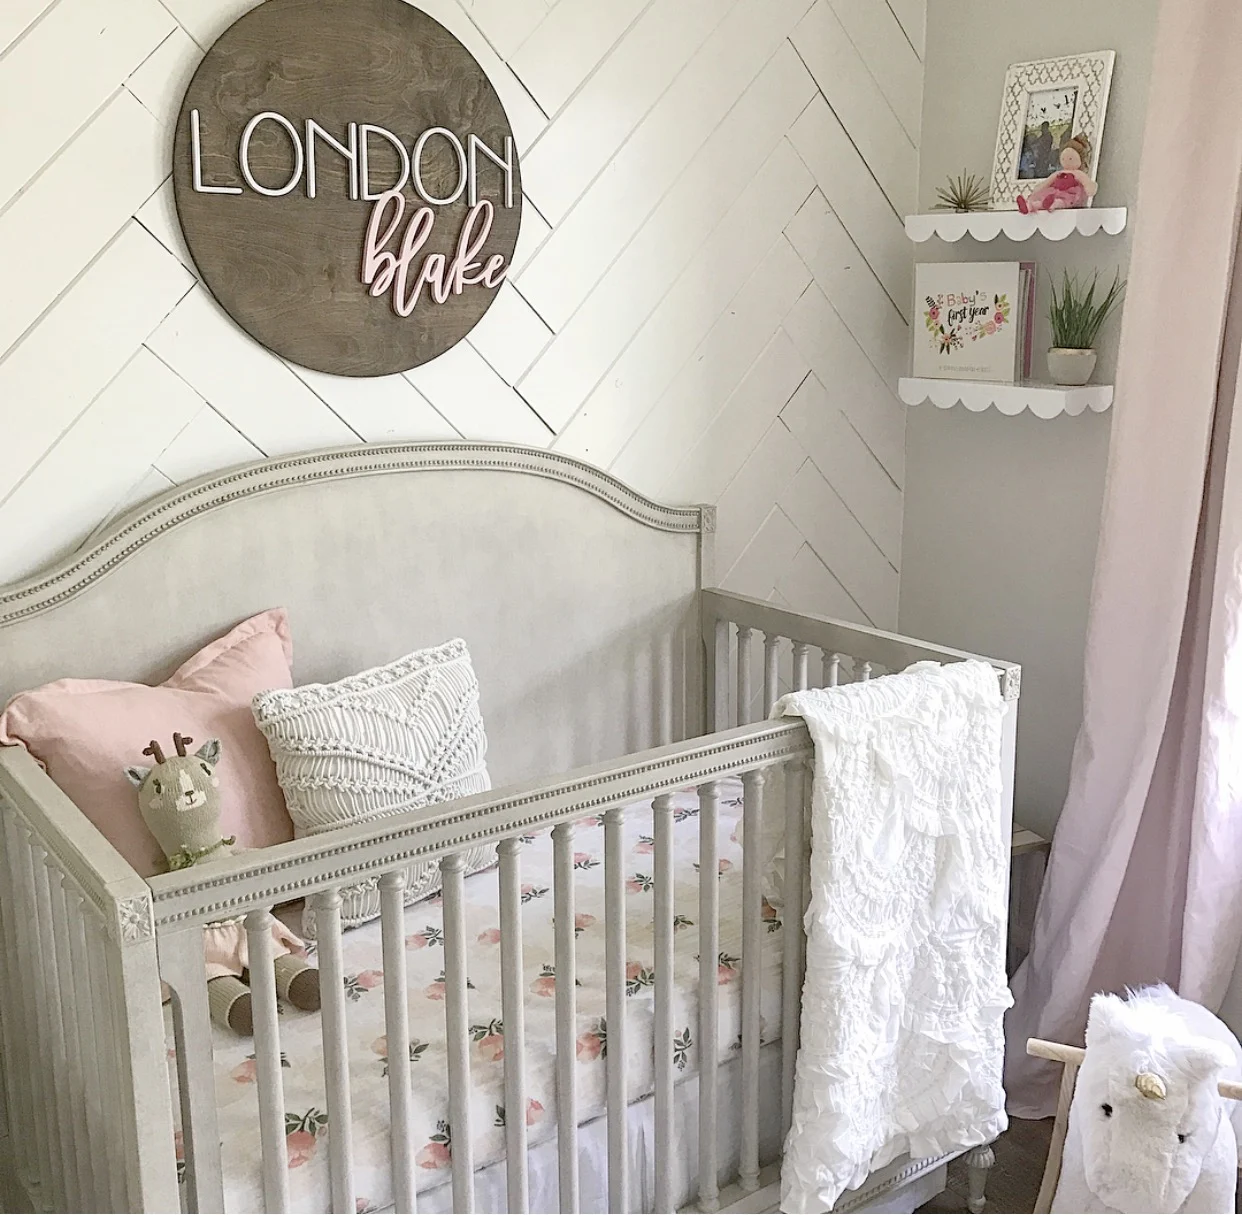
[1047, 347, 1097, 386]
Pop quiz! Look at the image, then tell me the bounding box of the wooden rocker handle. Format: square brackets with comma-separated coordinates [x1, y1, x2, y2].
[1027, 1038, 1242, 1100]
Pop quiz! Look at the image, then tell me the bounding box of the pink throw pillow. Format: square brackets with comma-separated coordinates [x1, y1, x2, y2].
[0, 608, 296, 877]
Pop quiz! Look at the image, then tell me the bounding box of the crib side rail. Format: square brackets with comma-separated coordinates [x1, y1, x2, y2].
[153, 718, 816, 1215]
[0, 747, 179, 1214]
[702, 588, 1022, 728]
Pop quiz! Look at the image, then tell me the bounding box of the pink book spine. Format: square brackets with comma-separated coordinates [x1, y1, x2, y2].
[1022, 263, 1036, 380]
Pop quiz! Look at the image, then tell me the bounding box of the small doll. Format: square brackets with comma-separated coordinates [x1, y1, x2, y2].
[125, 733, 321, 1034]
[1016, 134, 1098, 214]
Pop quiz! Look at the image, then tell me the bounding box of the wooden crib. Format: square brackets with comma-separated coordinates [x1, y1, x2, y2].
[0, 442, 1020, 1214]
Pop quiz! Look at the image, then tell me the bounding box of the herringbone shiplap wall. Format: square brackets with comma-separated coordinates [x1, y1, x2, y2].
[0, 0, 922, 631]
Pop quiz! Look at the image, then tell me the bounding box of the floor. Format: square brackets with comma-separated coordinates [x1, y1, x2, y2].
[917, 1119, 1053, 1214]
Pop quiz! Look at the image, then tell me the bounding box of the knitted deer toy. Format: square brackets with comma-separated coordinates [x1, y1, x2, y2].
[125, 733, 321, 1035]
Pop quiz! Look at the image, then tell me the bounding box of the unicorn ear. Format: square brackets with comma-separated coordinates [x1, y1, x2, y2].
[1176, 1036, 1235, 1081]
[195, 739, 221, 766]
[124, 765, 151, 788]
[1085, 992, 1130, 1047]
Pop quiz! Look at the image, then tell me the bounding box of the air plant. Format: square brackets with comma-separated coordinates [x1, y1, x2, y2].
[933, 172, 991, 212]
[1048, 269, 1126, 350]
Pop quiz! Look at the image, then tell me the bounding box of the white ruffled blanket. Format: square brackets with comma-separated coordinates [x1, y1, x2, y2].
[775, 660, 1012, 1211]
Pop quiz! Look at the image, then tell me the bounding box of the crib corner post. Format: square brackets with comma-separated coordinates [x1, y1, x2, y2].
[105, 882, 182, 1213]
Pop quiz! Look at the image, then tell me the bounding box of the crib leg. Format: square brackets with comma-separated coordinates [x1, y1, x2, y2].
[965, 1142, 995, 1214]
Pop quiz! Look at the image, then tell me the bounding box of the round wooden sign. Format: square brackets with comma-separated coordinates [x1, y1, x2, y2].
[173, 0, 523, 377]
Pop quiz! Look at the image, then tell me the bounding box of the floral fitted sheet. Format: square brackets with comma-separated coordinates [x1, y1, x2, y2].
[166, 777, 787, 1213]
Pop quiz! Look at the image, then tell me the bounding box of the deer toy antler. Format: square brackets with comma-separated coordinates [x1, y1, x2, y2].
[142, 739, 166, 765]
[173, 733, 194, 758]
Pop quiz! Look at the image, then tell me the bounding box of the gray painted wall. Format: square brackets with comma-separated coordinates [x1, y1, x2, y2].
[900, 0, 1159, 838]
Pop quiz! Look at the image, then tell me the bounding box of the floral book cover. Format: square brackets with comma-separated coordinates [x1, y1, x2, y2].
[913, 261, 1035, 382]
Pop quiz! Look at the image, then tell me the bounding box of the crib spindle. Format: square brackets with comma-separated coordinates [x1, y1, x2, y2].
[792, 642, 811, 691]
[736, 626, 755, 725]
[160, 922, 225, 1214]
[824, 651, 841, 687]
[860, 660, 873, 682]
[762, 634, 781, 718]
[312, 888, 355, 1213]
[246, 909, 290, 1214]
[697, 781, 721, 1212]
[498, 838, 530, 1214]
[379, 872, 417, 1215]
[603, 806, 629, 1212]
[739, 769, 765, 1191]
[652, 793, 676, 1212]
[780, 759, 808, 1138]
[441, 853, 476, 1214]
[551, 823, 580, 1214]
[29, 842, 74, 1212]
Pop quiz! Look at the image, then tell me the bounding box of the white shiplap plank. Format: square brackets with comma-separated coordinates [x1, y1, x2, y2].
[519, 20, 815, 329]
[517, 0, 730, 225]
[510, 202, 552, 277]
[155, 0, 256, 49]
[775, 541, 869, 626]
[124, 26, 203, 126]
[521, 48, 815, 427]
[826, 0, 922, 142]
[549, 138, 814, 462]
[0, 90, 165, 358]
[662, 330, 809, 505]
[0, 349, 201, 581]
[782, 284, 905, 487]
[153, 405, 265, 484]
[885, 0, 925, 59]
[399, 0, 548, 152]
[0, 0, 56, 56]
[507, 0, 649, 118]
[405, 343, 554, 445]
[467, 284, 554, 386]
[784, 190, 907, 389]
[713, 420, 805, 576]
[106, 467, 178, 524]
[0, 222, 193, 501]
[610, 236, 811, 496]
[791, 0, 916, 216]
[778, 459, 898, 628]
[135, 177, 195, 270]
[0, 0, 172, 213]
[788, 95, 911, 312]
[145, 287, 361, 454]
[721, 506, 804, 601]
[288, 366, 460, 442]
[779, 373, 902, 564]
[461, 0, 549, 61]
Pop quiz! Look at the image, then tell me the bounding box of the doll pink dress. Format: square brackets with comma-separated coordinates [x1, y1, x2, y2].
[202, 915, 304, 980]
[1018, 170, 1088, 213]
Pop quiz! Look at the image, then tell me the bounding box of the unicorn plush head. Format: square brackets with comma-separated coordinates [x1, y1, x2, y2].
[1067, 987, 1237, 1213]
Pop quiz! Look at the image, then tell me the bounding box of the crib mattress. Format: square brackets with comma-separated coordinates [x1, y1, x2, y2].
[165, 777, 788, 1213]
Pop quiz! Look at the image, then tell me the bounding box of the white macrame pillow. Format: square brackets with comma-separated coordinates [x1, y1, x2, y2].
[252, 638, 492, 936]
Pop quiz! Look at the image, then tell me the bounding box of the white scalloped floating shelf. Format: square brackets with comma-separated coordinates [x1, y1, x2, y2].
[898, 377, 1114, 419]
[904, 207, 1127, 243]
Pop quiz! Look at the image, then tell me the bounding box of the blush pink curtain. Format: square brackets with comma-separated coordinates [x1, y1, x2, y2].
[1005, 0, 1242, 1118]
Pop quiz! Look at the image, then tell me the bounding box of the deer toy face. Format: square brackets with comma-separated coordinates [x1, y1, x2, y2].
[124, 733, 235, 872]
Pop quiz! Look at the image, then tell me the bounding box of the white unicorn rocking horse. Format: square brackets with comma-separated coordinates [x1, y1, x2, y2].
[1028, 984, 1242, 1213]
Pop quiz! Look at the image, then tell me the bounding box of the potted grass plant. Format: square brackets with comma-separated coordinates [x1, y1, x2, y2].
[1047, 269, 1126, 385]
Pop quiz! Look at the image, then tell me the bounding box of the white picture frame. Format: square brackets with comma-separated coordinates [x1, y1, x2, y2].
[989, 50, 1115, 211]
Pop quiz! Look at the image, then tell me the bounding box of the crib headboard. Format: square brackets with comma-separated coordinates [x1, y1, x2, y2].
[0, 443, 710, 786]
